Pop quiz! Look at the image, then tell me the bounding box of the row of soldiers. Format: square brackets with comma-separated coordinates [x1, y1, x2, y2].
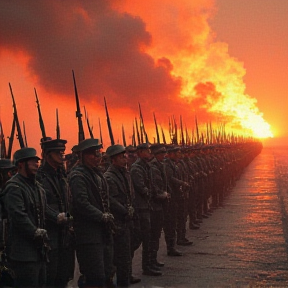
[0, 137, 263, 287]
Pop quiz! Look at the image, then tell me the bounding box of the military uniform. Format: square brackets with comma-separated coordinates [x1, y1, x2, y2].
[149, 145, 168, 267]
[164, 146, 189, 255]
[3, 148, 48, 287]
[36, 144, 75, 287]
[68, 139, 114, 288]
[130, 143, 161, 276]
[104, 144, 134, 287]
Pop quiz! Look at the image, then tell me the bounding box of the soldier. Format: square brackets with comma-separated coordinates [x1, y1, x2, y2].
[164, 146, 190, 256]
[2, 148, 48, 287]
[125, 145, 137, 170]
[176, 148, 193, 245]
[130, 143, 161, 276]
[0, 159, 15, 253]
[149, 144, 169, 268]
[104, 144, 135, 287]
[68, 138, 115, 288]
[36, 138, 75, 288]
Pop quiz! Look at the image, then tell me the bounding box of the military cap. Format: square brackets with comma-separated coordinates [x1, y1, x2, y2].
[136, 143, 150, 151]
[0, 159, 15, 170]
[166, 145, 181, 153]
[77, 138, 103, 152]
[71, 144, 79, 153]
[150, 144, 166, 154]
[125, 145, 137, 153]
[106, 144, 126, 158]
[13, 147, 40, 165]
[41, 138, 67, 152]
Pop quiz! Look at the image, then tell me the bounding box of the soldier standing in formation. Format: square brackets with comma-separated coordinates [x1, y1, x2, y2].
[149, 144, 169, 270]
[164, 146, 190, 256]
[0, 158, 15, 252]
[36, 138, 75, 288]
[130, 143, 161, 276]
[2, 148, 48, 287]
[104, 144, 135, 287]
[68, 138, 115, 288]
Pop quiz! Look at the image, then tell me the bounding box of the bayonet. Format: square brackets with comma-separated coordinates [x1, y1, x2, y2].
[23, 121, 28, 147]
[104, 97, 114, 146]
[153, 112, 160, 144]
[9, 83, 25, 148]
[84, 106, 94, 138]
[161, 126, 166, 144]
[98, 118, 103, 146]
[34, 88, 47, 141]
[7, 118, 15, 159]
[122, 124, 127, 147]
[72, 70, 85, 143]
[56, 108, 60, 139]
[135, 118, 141, 145]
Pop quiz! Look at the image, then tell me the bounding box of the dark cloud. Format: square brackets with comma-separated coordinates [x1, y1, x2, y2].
[0, 0, 182, 112]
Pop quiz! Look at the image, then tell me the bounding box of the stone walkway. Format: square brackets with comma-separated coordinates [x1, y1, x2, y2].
[130, 147, 288, 287]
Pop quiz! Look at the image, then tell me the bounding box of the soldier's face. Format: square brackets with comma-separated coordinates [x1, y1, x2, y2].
[48, 150, 65, 166]
[112, 153, 127, 168]
[83, 149, 102, 167]
[155, 152, 166, 162]
[139, 149, 152, 161]
[19, 158, 39, 178]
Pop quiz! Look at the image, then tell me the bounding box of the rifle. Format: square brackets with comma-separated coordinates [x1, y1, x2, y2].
[138, 103, 148, 143]
[153, 112, 160, 144]
[135, 118, 141, 145]
[161, 126, 166, 144]
[180, 115, 185, 146]
[56, 109, 61, 139]
[34, 88, 47, 141]
[9, 83, 25, 148]
[72, 70, 85, 143]
[172, 115, 178, 145]
[84, 106, 94, 138]
[195, 115, 200, 144]
[7, 118, 15, 159]
[98, 118, 103, 146]
[132, 123, 136, 147]
[104, 97, 114, 146]
[22, 121, 28, 147]
[0, 120, 6, 158]
[122, 124, 127, 147]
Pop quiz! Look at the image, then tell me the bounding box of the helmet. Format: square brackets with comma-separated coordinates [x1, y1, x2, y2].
[0, 159, 15, 169]
[13, 148, 40, 165]
[77, 138, 102, 152]
[106, 144, 126, 158]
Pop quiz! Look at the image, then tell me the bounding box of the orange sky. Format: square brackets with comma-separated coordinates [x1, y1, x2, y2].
[0, 0, 287, 154]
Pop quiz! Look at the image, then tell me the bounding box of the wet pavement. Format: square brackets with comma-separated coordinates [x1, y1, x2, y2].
[68, 146, 288, 288]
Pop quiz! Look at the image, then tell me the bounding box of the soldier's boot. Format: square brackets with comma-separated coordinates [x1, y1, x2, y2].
[142, 251, 162, 276]
[167, 240, 183, 256]
[177, 234, 193, 246]
[150, 250, 164, 268]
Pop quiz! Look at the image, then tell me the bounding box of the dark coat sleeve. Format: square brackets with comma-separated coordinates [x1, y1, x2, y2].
[4, 184, 37, 240]
[69, 173, 103, 223]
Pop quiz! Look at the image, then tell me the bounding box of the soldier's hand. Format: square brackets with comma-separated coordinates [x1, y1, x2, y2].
[159, 191, 168, 199]
[127, 206, 134, 218]
[57, 212, 68, 224]
[34, 228, 48, 240]
[184, 182, 190, 188]
[102, 212, 114, 223]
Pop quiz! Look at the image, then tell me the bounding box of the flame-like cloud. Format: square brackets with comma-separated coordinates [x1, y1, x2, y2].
[0, 0, 273, 141]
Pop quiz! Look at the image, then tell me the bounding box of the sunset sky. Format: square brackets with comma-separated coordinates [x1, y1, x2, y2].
[0, 0, 287, 153]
